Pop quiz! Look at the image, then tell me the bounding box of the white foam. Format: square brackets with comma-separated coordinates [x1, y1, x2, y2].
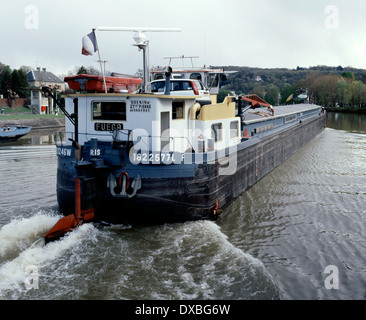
[145, 220, 278, 299]
[178, 220, 265, 268]
[0, 221, 95, 296]
[0, 214, 60, 258]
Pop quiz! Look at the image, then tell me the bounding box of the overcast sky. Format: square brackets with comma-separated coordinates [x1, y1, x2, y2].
[1, 0, 366, 77]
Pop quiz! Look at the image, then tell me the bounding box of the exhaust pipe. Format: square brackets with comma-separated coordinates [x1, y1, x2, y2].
[164, 66, 172, 95]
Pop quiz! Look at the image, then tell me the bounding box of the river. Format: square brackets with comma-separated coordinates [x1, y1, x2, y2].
[0, 113, 365, 301]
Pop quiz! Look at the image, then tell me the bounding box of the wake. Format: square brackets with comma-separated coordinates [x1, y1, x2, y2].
[0, 213, 94, 297]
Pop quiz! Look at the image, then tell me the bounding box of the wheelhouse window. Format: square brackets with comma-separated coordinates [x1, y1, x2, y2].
[92, 101, 126, 121]
[172, 101, 184, 120]
[190, 73, 202, 81]
[154, 74, 164, 80]
[211, 123, 222, 142]
[207, 74, 219, 88]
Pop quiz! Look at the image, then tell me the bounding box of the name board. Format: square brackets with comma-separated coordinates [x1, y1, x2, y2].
[94, 123, 124, 131]
[130, 100, 151, 113]
[57, 147, 72, 157]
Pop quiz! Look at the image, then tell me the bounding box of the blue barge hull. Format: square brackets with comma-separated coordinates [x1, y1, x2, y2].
[56, 108, 325, 224]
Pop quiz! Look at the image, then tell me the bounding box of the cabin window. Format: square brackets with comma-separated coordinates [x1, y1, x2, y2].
[172, 101, 184, 120]
[230, 121, 239, 138]
[190, 73, 202, 81]
[172, 81, 191, 91]
[92, 101, 126, 121]
[151, 81, 165, 92]
[211, 123, 222, 142]
[207, 74, 219, 88]
[154, 74, 164, 80]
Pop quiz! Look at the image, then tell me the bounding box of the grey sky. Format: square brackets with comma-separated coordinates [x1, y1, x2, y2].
[1, 0, 366, 77]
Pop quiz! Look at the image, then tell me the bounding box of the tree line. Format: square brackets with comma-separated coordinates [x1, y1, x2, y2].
[298, 72, 366, 108]
[0, 63, 30, 100]
[220, 65, 366, 110]
[2, 60, 366, 111]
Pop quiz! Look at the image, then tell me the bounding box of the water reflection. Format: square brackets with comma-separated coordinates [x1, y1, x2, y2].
[326, 112, 366, 134]
[0, 128, 65, 147]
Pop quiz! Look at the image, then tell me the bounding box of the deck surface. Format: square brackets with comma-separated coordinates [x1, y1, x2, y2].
[243, 103, 320, 123]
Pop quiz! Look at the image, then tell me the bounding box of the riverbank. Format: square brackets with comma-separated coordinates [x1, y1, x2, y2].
[0, 116, 65, 129]
[0, 106, 65, 129]
[325, 106, 366, 113]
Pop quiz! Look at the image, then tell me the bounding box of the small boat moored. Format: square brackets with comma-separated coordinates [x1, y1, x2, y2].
[0, 125, 32, 142]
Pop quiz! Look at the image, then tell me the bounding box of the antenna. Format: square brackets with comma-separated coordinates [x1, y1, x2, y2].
[97, 60, 108, 76]
[163, 55, 199, 68]
[97, 27, 181, 93]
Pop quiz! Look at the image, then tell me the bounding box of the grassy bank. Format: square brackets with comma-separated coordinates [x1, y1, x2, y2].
[0, 106, 65, 129]
[0, 113, 65, 120]
[1, 106, 65, 120]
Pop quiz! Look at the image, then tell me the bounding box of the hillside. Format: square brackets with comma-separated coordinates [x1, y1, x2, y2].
[219, 65, 366, 95]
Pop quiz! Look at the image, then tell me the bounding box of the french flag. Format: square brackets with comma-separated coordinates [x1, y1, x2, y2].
[82, 32, 98, 56]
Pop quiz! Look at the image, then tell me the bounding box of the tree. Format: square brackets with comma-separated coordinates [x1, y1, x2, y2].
[265, 86, 280, 105]
[12, 69, 29, 98]
[0, 61, 6, 73]
[280, 84, 296, 104]
[316, 75, 339, 107]
[68, 65, 103, 76]
[77, 66, 89, 74]
[251, 85, 266, 99]
[217, 89, 232, 103]
[341, 71, 355, 82]
[0, 66, 12, 96]
[20, 65, 32, 74]
[11, 69, 21, 94]
[88, 66, 102, 75]
[349, 80, 366, 107]
[336, 78, 352, 107]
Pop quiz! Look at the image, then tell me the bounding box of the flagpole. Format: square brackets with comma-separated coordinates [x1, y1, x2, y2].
[92, 28, 107, 94]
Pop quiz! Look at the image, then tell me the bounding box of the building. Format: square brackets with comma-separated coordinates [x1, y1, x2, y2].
[27, 67, 66, 114]
[255, 75, 263, 82]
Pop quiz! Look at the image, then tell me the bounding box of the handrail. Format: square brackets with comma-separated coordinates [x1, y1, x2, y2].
[134, 135, 194, 152]
[59, 131, 194, 152]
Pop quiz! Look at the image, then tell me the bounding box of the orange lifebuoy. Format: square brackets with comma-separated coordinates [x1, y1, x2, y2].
[190, 81, 199, 95]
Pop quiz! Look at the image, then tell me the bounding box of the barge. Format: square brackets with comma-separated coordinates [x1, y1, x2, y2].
[47, 28, 326, 234]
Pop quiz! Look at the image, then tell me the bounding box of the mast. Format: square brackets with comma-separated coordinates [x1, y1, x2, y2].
[91, 28, 107, 93]
[97, 27, 181, 93]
